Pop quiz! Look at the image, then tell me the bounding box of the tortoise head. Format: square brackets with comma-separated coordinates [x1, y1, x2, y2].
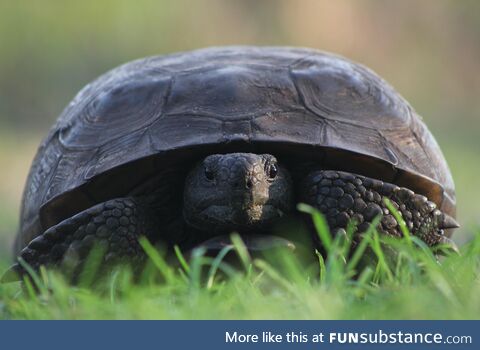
[183, 153, 294, 233]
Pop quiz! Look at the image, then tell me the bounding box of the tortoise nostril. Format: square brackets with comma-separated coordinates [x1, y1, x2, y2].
[232, 179, 253, 190]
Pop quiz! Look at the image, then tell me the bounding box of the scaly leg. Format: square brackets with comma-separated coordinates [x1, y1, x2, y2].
[3, 197, 159, 282]
[300, 170, 458, 246]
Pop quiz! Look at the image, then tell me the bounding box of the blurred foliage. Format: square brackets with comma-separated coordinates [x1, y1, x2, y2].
[0, 0, 479, 257]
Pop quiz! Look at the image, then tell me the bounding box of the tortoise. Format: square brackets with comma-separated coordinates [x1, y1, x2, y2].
[4, 46, 458, 281]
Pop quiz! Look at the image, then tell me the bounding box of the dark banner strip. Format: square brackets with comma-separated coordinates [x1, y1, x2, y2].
[0, 320, 476, 349]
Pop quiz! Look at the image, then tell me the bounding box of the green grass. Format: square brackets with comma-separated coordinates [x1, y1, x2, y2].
[0, 205, 479, 320]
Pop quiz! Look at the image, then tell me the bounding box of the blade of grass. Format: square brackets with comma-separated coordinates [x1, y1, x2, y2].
[17, 258, 47, 295]
[346, 216, 380, 272]
[139, 237, 174, 284]
[230, 233, 251, 272]
[78, 243, 108, 288]
[297, 203, 332, 251]
[383, 197, 412, 247]
[253, 259, 298, 296]
[189, 246, 206, 290]
[109, 269, 120, 304]
[22, 275, 38, 301]
[315, 249, 326, 284]
[369, 229, 394, 282]
[207, 245, 234, 289]
[357, 266, 374, 286]
[174, 245, 190, 274]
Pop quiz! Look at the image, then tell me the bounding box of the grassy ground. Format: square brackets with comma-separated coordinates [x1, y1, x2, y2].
[0, 206, 479, 320]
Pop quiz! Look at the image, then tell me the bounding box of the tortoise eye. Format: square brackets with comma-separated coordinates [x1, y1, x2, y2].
[204, 168, 215, 181]
[267, 163, 278, 179]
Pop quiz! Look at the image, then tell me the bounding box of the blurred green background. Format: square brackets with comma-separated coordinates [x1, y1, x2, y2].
[0, 0, 479, 258]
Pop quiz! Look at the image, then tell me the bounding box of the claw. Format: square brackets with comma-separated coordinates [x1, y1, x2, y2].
[440, 214, 460, 229]
[438, 236, 460, 255]
[1, 263, 22, 283]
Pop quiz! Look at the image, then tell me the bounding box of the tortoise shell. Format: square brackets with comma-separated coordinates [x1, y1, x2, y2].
[17, 46, 455, 251]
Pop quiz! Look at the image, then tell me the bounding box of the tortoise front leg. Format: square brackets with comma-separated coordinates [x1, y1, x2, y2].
[299, 170, 458, 246]
[3, 198, 158, 282]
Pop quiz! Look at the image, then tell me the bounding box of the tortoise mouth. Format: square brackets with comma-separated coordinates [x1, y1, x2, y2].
[182, 203, 287, 235]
